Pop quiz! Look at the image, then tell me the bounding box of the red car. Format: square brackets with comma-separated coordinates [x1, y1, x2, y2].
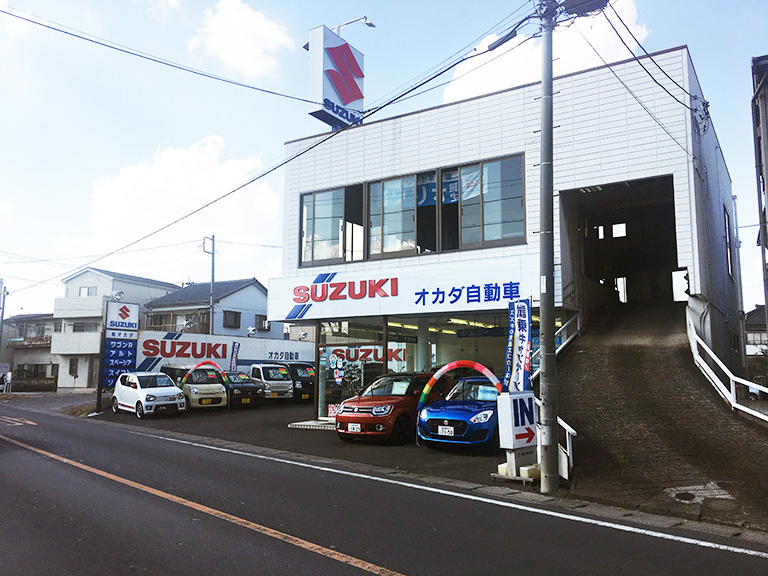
[335, 372, 451, 444]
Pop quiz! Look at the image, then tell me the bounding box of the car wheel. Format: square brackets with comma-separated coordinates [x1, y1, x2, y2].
[392, 415, 414, 445]
[338, 432, 354, 442]
[136, 402, 145, 419]
[111, 396, 120, 414]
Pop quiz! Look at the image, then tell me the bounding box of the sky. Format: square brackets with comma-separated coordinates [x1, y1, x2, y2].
[1, 0, 767, 318]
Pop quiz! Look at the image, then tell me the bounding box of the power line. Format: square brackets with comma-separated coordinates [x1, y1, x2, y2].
[574, 25, 694, 161]
[600, 8, 696, 113]
[0, 240, 201, 265]
[0, 6, 321, 106]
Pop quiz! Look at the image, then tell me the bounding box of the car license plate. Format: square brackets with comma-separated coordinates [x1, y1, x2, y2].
[438, 425, 454, 436]
[270, 392, 278, 398]
[241, 398, 250, 404]
[201, 398, 212, 405]
[348, 423, 362, 433]
[302, 394, 309, 400]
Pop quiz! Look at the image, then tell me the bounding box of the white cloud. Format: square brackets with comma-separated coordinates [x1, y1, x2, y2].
[134, 0, 182, 22]
[187, 0, 294, 79]
[443, 0, 647, 103]
[86, 135, 282, 285]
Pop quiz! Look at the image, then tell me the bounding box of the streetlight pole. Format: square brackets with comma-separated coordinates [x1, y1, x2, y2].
[538, 0, 559, 494]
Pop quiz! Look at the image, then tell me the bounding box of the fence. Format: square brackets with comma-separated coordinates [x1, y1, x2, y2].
[686, 308, 768, 425]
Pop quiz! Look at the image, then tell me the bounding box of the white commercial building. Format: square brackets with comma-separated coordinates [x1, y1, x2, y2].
[269, 46, 744, 417]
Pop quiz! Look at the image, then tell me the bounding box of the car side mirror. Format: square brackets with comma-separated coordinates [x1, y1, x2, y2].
[130, 382, 137, 389]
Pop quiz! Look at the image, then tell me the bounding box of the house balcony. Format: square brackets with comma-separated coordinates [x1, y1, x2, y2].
[7, 336, 52, 349]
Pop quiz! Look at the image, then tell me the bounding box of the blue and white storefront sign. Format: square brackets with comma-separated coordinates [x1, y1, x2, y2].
[268, 257, 537, 321]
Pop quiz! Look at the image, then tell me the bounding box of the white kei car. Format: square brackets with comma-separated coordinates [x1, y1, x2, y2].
[111, 371, 186, 418]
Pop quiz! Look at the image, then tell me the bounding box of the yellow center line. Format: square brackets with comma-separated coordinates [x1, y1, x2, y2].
[0, 434, 405, 576]
[0, 416, 38, 426]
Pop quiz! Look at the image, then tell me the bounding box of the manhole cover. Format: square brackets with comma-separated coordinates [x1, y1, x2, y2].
[675, 492, 696, 502]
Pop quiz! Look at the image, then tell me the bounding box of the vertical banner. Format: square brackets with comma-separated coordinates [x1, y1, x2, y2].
[230, 341, 241, 371]
[502, 299, 532, 392]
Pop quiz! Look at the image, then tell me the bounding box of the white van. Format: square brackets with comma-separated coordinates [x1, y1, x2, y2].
[249, 363, 293, 400]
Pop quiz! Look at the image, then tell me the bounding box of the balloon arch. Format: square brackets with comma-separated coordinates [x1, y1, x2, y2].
[416, 360, 501, 411]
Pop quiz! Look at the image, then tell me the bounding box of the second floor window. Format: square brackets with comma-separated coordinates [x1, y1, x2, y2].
[298, 155, 525, 267]
[223, 311, 241, 329]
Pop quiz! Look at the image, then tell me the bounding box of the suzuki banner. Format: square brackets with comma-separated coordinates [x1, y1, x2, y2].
[268, 256, 537, 321]
[135, 331, 315, 373]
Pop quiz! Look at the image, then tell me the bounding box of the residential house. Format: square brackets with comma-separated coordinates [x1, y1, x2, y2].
[144, 278, 284, 339]
[51, 268, 179, 391]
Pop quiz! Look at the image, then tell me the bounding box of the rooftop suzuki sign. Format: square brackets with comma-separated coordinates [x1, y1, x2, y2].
[307, 25, 364, 129]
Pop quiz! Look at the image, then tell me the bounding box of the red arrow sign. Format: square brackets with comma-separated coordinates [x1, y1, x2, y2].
[514, 426, 535, 444]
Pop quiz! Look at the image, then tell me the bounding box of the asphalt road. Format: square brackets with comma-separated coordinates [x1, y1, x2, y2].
[1, 402, 768, 575]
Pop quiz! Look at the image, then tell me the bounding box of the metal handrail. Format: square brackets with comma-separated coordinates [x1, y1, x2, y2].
[686, 309, 768, 424]
[530, 312, 581, 479]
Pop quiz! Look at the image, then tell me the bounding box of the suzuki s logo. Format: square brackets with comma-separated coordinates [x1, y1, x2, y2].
[118, 305, 131, 320]
[326, 43, 363, 105]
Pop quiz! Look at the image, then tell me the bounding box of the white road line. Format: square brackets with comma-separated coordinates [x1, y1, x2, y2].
[133, 430, 768, 560]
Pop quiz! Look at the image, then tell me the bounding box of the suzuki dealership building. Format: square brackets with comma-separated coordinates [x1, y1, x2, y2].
[268, 42, 745, 418]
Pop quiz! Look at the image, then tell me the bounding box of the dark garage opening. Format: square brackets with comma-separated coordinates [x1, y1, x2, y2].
[561, 175, 678, 320]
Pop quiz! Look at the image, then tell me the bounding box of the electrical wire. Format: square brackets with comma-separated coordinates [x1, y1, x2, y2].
[12, 45, 485, 295]
[364, 0, 537, 112]
[600, 8, 696, 112]
[0, 240, 201, 265]
[574, 25, 695, 161]
[607, 2, 696, 99]
[0, 6, 322, 107]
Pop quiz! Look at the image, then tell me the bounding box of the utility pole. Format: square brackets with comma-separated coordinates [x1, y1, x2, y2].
[204, 236, 215, 334]
[538, 0, 559, 494]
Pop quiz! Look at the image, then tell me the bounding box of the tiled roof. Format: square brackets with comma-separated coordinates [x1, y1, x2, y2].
[746, 305, 767, 330]
[146, 278, 265, 308]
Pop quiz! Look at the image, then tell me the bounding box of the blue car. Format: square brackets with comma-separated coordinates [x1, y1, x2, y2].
[417, 376, 499, 447]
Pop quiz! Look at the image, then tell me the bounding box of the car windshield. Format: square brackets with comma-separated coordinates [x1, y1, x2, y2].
[294, 366, 315, 378]
[226, 372, 250, 383]
[263, 367, 291, 381]
[360, 376, 423, 397]
[188, 369, 225, 384]
[137, 374, 175, 389]
[445, 378, 498, 402]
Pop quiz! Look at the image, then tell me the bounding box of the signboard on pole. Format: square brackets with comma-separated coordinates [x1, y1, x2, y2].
[102, 302, 140, 389]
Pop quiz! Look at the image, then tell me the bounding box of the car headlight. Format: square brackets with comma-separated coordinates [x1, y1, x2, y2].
[175, 392, 184, 400]
[219, 385, 226, 394]
[295, 381, 302, 389]
[263, 383, 271, 390]
[470, 410, 494, 424]
[337, 404, 347, 414]
[233, 388, 241, 395]
[372, 404, 393, 416]
[189, 386, 200, 394]
[419, 408, 429, 421]
[145, 394, 156, 401]
[256, 388, 264, 394]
